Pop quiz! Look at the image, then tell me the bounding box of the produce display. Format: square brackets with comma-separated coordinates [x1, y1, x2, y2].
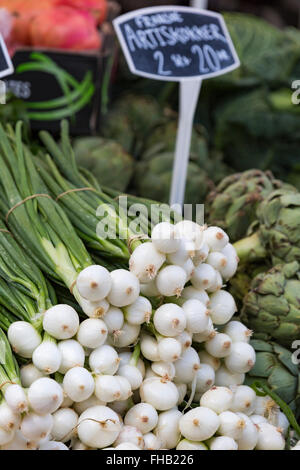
[0, 1, 299, 454]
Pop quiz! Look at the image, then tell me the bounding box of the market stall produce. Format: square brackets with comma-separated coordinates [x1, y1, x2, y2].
[0, 0, 299, 453]
[0, 121, 296, 450]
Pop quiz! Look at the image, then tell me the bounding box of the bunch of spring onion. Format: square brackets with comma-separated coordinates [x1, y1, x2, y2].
[38, 121, 179, 255]
[4, 221, 295, 449]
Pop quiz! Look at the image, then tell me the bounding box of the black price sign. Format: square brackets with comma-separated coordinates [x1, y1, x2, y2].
[0, 34, 13, 79]
[113, 6, 240, 81]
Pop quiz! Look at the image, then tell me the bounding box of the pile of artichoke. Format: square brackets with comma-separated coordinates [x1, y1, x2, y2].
[206, 170, 300, 416]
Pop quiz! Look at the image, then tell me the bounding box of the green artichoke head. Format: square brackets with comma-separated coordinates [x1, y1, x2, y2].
[257, 188, 300, 264]
[102, 94, 164, 155]
[206, 169, 285, 242]
[74, 137, 134, 192]
[134, 152, 213, 205]
[241, 261, 300, 347]
[245, 339, 300, 417]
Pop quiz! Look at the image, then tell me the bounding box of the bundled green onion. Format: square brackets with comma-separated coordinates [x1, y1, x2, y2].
[0, 122, 92, 299]
[39, 121, 134, 260]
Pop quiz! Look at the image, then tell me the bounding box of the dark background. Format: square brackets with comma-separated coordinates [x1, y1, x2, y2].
[118, 0, 300, 28]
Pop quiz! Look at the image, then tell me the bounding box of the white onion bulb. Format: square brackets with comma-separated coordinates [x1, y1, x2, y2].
[124, 296, 152, 325]
[175, 221, 204, 250]
[63, 367, 95, 403]
[207, 252, 228, 271]
[129, 243, 166, 283]
[194, 364, 215, 394]
[174, 347, 200, 384]
[76, 319, 108, 349]
[256, 423, 285, 450]
[151, 222, 181, 254]
[225, 342, 256, 374]
[21, 412, 53, 441]
[80, 298, 110, 319]
[43, 305, 79, 340]
[20, 363, 45, 387]
[76, 265, 112, 302]
[177, 439, 208, 450]
[58, 339, 85, 374]
[154, 408, 182, 449]
[118, 364, 143, 390]
[124, 403, 158, 434]
[32, 340, 62, 375]
[154, 304, 186, 337]
[191, 264, 217, 291]
[167, 239, 195, 265]
[39, 441, 69, 450]
[203, 227, 229, 251]
[218, 411, 245, 439]
[181, 286, 210, 306]
[223, 321, 252, 343]
[140, 334, 160, 362]
[156, 265, 187, 297]
[4, 384, 28, 414]
[143, 433, 162, 450]
[179, 407, 220, 441]
[198, 351, 221, 372]
[77, 406, 121, 449]
[215, 366, 245, 387]
[200, 386, 233, 414]
[151, 361, 175, 381]
[114, 425, 144, 449]
[28, 377, 63, 414]
[51, 408, 78, 442]
[182, 299, 210, 334]
[209, 436, 238, 450]
[230, 385, 256, 415]
[112, 322, 140, 348]
[0, 402, 20, 432]
[157, 337, 182, 362]
[205, 333, 232, 358]
[209, 290, 237, 325]
[8, 322, 41, 358]
[140, 377, 179, 411]
[236, 413, 258, 450]
[107, 270, 140, 307]
[89, 344, 120, 375]
[103, 307, 124, 336]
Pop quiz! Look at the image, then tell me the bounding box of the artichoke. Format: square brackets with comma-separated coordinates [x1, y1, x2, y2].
[245, 339, 300, 417]
[241, 261, 300, 347]
[102, 94, 164, 156]
[74, 137, 134, 192]
[143, 121, 231, 185]
[134, 152, 213, 205]
[235, 187, 299, 264]
[229, 262, 270, 308]
[206, 169, 285, 242]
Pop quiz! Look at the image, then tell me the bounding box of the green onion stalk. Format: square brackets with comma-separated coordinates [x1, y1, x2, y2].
[0, 122, 92, 305]
[0, 218, 59, 359]
[0, 328, 29, 420]
[39, 121, 139, 259]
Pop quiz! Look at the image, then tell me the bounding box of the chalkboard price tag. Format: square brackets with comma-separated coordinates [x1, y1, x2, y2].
[0, 34, 13, 79]
[113, 6, 240, 82]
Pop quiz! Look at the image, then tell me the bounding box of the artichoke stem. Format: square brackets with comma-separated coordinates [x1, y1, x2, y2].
[234, 232, 267, 262]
